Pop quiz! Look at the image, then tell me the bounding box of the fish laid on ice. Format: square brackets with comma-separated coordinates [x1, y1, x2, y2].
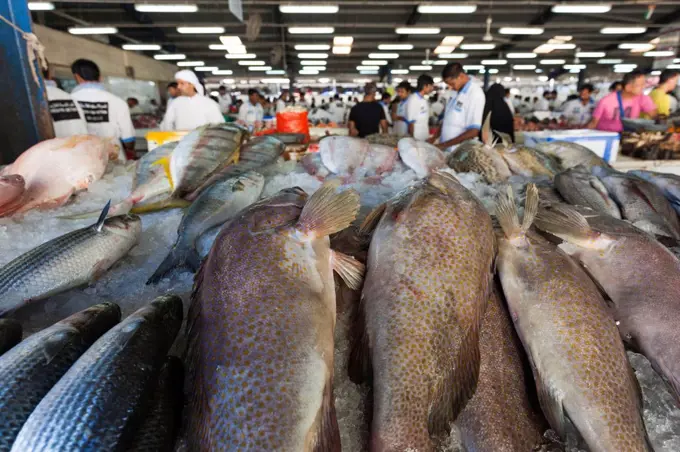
[0, 319, 21, 356]
[593, 166, 680, 239]
[535, 203, 680, 405]
[127, 356, 184, 452]
[350, 171, 495, 450]
[147, 171, 265, 284]
[0, 175, 25, 214]
[0, 203, 141, 317]
[0, 302, 121, 449]
[12, 295, 183, 452]
[0, 136, 116, 216]
[629, 169, 680, 216]
[301, 152, 331, 180]
[360, 144, 399, 178]
[133, 141, 178, 189]
[186, 181, 363, 450]
[537, 140, 610, 170]
[496, 186, 650, 451]
[397, 137, 446, 178]
[319, 136, 371, 175]
[555, 166, 621, 218]
[457, 284, 548, 452]
[497, 145, 558, 177]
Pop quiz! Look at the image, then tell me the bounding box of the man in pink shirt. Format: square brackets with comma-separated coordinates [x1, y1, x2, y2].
[588, 70, 657, 132]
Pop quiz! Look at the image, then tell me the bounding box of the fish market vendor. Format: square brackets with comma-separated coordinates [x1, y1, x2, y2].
[160, 70, 225, 131]
[237, 89, 265, 131]
[430, 62, 485, 152]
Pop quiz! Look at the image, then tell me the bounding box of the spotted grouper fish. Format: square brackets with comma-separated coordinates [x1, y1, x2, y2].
[185, 180, 364, 451]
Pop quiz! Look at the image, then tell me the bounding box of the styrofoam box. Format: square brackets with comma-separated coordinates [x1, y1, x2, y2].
[523, 129, 620, 163]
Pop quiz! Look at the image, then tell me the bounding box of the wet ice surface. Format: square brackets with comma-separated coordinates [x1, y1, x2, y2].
[1, 161, 678, 451]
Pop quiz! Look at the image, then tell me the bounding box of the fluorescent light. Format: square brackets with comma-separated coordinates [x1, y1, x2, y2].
[481, 59, 507, 65]
[535, 68, 543, 73]
[333, 36, 354, 46]
[614, 66, 635, 73]
[674, 58, 680, 63]
[538, 75, 549, 81]
[122, 44, 161, 51]
[433, 60, 448, 65]
[266, 70, 286, 75]
[597, 58, 623, 64]
[68, 27, 117, 35]
[219, 36, 242, 47]
[304, 66, 325, 71]
[239, 60, 266, 66]
[434, 46, 455, 54]
[499, 27, 544, 35]
[552, 4, 611, 13]
[417, 4, 476, 13]
[507, 52, 537, 58]
[576, 52, 606, 58]
[288, 27, 334, 34]
[300, 69, 320, 75]
[553, 35, 573, 41]
[359, 71, 378, 75]
[441, 36, 464, 46]
[601, 27, 646, 34]
[615, 63, 637, 68]
[177, 61, 204, 66]
[395, 27, 441, 35]
[391, 69, 409, 74]
[249, 66, 273, 71]
[534, 43, 576, 53]
[540, 59, 566, 64]
[261, 78, 290, 83]
[667, 64, 680, 69]
[332, 46, 351, 54]
[222, 79, 235, 84]
[295, 44, 330, 50]
[212, 70, 233, 75]
[488, 68, 499, 74]
[135, 4, 198, 13]
[28, 2, 54, 11]
[300, 60, 327, 66]
[438, 53, 469, 58]
[225, 54, 256, 59]
[564, 64, 586, 69]
[297, 53, 328, 59]
[651, 70, 661, 76]
[357, 65, 380, 71]
[513, 64, 537, 70]
[363, 60, 387, 65]
[378, 44, 413, 50]
[369, 53, 399, 59]
[410, 65, 433, 71]
[227, 46, 247, 54]
[195, 66, 218, 72]
[279, 5, 338, 13]
[317, 77, 330, 83]
[177, 27, 224, 34]
[619, 43, 655, 50]
[463, 65, 484, 71]
[154, 54, 185, 60]
[209, 44, 228, 50]
[644, 50, 675, 57]
[460, 43, 495, 50]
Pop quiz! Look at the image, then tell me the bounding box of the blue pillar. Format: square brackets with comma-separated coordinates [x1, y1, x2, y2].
[0, 0, 53, 165]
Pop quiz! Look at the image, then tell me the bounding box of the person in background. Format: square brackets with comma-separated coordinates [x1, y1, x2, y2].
[560, 83, 596, 127]
[513, 94, 522, 110]
[328, 94, 346, 124]
[646, 69, 679, 118]
[70, 59, 135, 160]
[276, 90, 290, 114]
[535, 92, 550, 111]
[127, 97, 142, 115]
[430, 92, 444, 121]
[504, 88, 516, 115]
[167, 82, 179, 107]
[258, 93, 273, 116]
[237, 89, 264, 130]
[519, 96, 533, 115]
[379, 91, 393, 130]
[549, 89, 559, 110]
[42, 65, 88, 138]
[406, 74, 435, 141]
[348, 83, 388, 137]
[393, 80, 412, 136]
[217, 86, 232, 116]
[589, 70, 656, 132]
[483, 83, 514, 143]
[160, 70, 224, 131]
[609, 81, 623, 92]
[525, 117, 540, 131]
[430, 62, 485, 151]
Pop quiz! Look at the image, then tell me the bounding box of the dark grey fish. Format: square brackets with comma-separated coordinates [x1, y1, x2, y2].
[269, 133, 306, 144]
[629, 170, 680, 216]
[0, 303, 120, 451]
[555, 166, 621, 218]
[537, 141, 611, 170]
[0, 319, 21, 356]
[127, 356, 184, 452]
[11, 295, 183, 452]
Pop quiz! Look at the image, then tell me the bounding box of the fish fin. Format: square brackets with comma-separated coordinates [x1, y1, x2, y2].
[331, 251, 365, 291]
[534, 204, 594, 240]
[481, 112, 492, 147]
[348, 294, 372, 384]
[534, 368, 568, 439]
[152, 156, 174, 190]
[429, 170, 460, 195]
[359, 203, 386, 236]
[296, 179, 360, 238]
[522, 183, 539, 232]
[311, 380, 341, 452]
[147, 245, 202, 285]
[495, 186, 522, 238]
[90, 258, 114, 281]
[94, 200, 111, 232]
[130, 198, 191, 214]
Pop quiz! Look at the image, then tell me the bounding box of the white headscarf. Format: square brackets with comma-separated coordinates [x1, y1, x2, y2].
[174, 70, 204, 96]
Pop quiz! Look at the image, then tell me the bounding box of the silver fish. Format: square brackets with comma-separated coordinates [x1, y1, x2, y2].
[629, 170, 680, 216]
[555, 166, 621, 218]
[133, 141, 177, 189]
[537, 140, 611, 170]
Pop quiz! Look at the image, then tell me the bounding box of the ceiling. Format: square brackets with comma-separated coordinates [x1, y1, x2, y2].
[31, 1, 680, 83]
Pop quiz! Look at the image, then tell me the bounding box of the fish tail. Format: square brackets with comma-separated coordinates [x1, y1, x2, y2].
[130, 198, 190, 214]
[534, 203, 598, 242]
[495, 185, 523, 238]
[152, 156, 174, 190]
[147, 245, 201, 285]
[522, 183, 539, 232]
[296, 179, 360, 238]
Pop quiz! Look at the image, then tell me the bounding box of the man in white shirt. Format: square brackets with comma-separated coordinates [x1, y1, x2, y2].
[535, 92, 550, 111]
[406, 74, 434, 141]
[276, 90, 290, 114]
[393, 81, 412, 136]
[70, 59, 135, 160]
[237, 89, 264, 130]
[327, 94, 347, 124]
[217, 86, 232, 115]
[160, 70, 225, 131]
[166, 82, 179, 108]
[42, 67, 88, 138]
[560, 83, 596, 127]
[431, 62, 485, 151]
[504, 88, 516, 115]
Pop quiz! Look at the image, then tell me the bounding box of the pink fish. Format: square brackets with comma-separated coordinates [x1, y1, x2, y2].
[0, 136, 116, 216]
